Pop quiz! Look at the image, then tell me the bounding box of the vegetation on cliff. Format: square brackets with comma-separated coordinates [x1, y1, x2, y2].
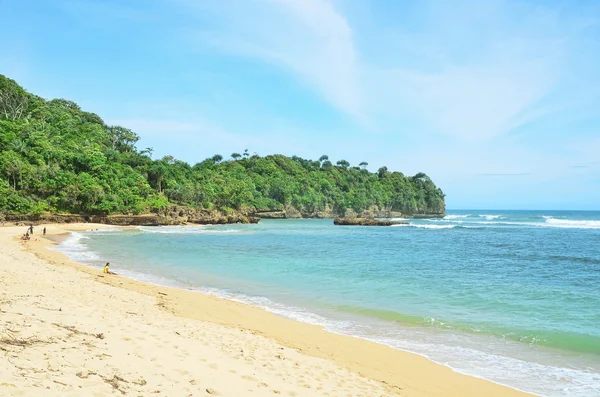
[0, 75, 445, 217]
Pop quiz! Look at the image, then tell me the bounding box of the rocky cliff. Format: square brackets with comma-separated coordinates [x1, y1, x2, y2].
[3, 206, 260, 226]
[250, 205, 443, 220]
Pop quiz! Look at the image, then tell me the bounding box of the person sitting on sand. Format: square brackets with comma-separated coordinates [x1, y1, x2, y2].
[103, 262, 116, 275]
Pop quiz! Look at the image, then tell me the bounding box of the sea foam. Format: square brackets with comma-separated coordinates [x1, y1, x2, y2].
[481, 214, 503, 220]
[444, 214, 469, 219]
[51, 232, 100, 262]
[543, 218, 600, 229]
[409, 224, 456, 229]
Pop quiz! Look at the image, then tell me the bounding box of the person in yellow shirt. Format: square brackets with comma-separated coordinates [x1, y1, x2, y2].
[103, 262, 116, 275]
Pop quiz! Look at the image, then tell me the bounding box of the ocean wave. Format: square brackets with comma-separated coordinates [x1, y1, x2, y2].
[416, 217, 600, 230]
[478, 221, 531, 226]
[410, 224, 456, 229]
[481, 214, 503, 220]
[371, 334, 600, 397]
[199, 287, 333, 326]
[136, 226, 241, 234]
[444, 214, 502, 221]
[444, 214, 469, 219]
[393, 223, 483, 230]
[543, 218, 600, 229]
[51, 232, 100, 262]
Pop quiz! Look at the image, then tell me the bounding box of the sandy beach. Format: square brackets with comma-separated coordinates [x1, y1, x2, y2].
[0, 224, 533, 397]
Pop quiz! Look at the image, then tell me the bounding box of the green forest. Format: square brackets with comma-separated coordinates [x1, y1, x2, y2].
[0, 74, 445, 217]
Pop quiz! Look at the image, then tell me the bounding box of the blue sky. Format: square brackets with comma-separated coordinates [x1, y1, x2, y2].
[1, 0, 599, 209]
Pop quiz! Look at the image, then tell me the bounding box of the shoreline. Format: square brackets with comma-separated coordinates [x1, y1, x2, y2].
[0, 209, 445, 228]
[2, 223, 532, 396]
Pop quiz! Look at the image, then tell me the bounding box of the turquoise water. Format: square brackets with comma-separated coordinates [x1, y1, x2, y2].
[58, 211, 600, 396]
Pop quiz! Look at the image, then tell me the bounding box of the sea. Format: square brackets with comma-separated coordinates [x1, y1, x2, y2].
[54, 210, 600, 396]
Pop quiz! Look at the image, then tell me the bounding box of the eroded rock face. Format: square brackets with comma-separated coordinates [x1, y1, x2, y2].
[4, 207, 260, 226]
[333, 217, 408, 226]
[251, 205, 444, 220]
[3, 204, 443, 226]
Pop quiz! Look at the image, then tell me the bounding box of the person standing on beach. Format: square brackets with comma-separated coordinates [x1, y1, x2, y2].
[43, 227, 46, 235]
[29, 225, 33, 234]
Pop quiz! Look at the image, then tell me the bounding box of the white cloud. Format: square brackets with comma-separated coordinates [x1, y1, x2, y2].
[180, 0, 598, 142]
[371, 59, 559, 141]
[360, 0, 585, 141]
[181, 0, 364, 124]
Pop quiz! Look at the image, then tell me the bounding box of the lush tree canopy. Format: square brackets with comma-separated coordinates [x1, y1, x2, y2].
[0, 75, 445, 216]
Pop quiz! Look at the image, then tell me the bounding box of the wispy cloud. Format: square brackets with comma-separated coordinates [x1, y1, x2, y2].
[178, 0, 599, 142]
[180, 0, 364, 124]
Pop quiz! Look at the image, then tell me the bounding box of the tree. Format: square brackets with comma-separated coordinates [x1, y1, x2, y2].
[0, 73, 446, 217]
[140, 147, 154, 158]
[336, 159, 350, 169]
[0, 90, 28, 121]
[412, 172, 430, 182]
[8, 139, 28, 155]
[149, 161, 168, 192]
[0, 75, 28, 121]
[0, 151, 24, 189]
[378, 166, 388, 179]
[107, 126, 139, 152]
